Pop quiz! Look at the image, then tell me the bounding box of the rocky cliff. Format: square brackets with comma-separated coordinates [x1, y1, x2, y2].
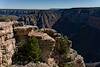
[0, 22, 85, 67]
[1, 8, 100, 63]
[12, 22, 85, 67]
[0, 22, 15, 67]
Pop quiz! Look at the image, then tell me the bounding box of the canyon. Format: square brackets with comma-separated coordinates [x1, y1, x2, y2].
[0, 7, 100, 66]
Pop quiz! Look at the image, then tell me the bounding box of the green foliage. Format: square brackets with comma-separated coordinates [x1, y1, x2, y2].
[57, 36, 72, 67]
[12, 37, 41, 64]
[64, 63, 74, 67]
[26, 37, 41, 62]
[59, 62, 74, 67]
[58, 36, 70, 54]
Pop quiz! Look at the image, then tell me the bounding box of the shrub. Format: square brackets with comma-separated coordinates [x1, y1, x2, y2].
[26, 37, 41, 62]
[57, 36, 72, 67]
[58, 36, 70, 55]
[64, 63, 74, 67]
[12, 37, 42, 64]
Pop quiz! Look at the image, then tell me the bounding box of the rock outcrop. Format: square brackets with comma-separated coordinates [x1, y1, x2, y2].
[11, 62, 56, 67]
[42, 28, 85, 67]
[0, 22, 85, 67]
[13, 24, 85, 67]
[14, 26, 56, 66]
[0, 22, 15, 67]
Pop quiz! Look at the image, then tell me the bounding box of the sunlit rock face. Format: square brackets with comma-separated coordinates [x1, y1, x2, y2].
[0, 22, 15, 67]
[40, 28, 86, 67]
[14, 25, 56, 64]
[13, 25, 85, 67]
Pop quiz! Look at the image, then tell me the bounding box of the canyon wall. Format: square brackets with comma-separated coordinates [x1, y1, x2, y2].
[0, 22, 85, 67]
[0, 22, 15, 67]
[1, 8, 100, 63]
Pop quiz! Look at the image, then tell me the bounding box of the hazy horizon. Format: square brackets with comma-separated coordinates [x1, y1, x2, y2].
[0, 0, 100, 9]
[0, 7, 100, 10]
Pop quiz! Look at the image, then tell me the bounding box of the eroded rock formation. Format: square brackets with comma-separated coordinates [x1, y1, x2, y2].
[0, 22, 85, 67]
[13, 23, 85, 67]
[0, 22, 15, 67]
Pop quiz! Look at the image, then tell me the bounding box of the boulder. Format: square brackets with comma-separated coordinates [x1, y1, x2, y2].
[14, 25, 38, 36]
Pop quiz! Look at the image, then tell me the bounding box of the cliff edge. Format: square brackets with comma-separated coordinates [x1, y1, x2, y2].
[0, 22, 85, 67]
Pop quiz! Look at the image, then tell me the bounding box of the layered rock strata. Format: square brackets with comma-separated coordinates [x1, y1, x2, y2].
[0, 22, 15, 67]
